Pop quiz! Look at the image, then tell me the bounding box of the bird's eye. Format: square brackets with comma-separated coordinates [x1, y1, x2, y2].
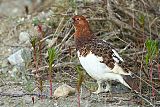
[76, 18, 80, 21]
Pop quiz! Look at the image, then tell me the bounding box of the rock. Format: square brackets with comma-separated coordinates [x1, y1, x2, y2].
[53, 84, 75, 98]
[8, 66, 18, 77]
[7, 48, 31, 65]
[19, 32, 30, 43]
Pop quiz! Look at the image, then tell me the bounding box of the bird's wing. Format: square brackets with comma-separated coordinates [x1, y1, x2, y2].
[88, 38, 131, 75]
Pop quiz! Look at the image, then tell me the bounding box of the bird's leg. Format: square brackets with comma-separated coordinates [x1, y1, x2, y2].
[92, 80, 104, 94]
[104, 81, 110, 92]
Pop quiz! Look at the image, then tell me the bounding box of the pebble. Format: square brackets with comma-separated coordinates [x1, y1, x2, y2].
[7, 48, 31, 65]
[19, 32, 30, 43]
[53, 84, 76, 98]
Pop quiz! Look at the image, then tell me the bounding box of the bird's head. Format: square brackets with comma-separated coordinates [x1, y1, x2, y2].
[72, 15, 92, 39]
[72, 15, 90, 31]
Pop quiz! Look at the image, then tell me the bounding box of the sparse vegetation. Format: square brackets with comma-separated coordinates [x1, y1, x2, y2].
[48, 47, 57, 97]
[0, 0, 160, 107]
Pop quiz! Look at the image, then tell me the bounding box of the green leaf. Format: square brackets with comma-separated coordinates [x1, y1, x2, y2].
[32, 17, 40, 26]
[145, 38, 159, 64]
[138, 14, 145, 26]
[145, 53, 149, 64]
[48, 47, 57, 66]
[30, 37, 37, 49]
[76, 66, 84, 92]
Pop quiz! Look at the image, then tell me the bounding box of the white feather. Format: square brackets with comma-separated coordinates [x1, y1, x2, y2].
[112, 49, 124, 63]
[78, 51, 110, 80]
[112, 63, 131, 75]
[77, 51, 129, 82]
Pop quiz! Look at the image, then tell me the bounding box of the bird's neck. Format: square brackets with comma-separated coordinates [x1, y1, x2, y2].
[74, 24, 92, 37]
[74, 26, 94, 50]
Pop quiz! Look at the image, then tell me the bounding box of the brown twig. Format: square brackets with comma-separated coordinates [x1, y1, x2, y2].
[0, 92, 48, 98]
[31, 62, 79, 73]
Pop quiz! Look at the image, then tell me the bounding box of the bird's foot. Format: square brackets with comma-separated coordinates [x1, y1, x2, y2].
[104, 87, 110, 92]
[104, 84, 110, 92]
[92, 89, 103, 94]
[92, 87, 110, 94]
[92, 81, 111, 94]
[92, 86, 105, 94]
[92, 88, 110, 94]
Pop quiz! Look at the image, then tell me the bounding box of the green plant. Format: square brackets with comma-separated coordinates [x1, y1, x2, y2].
[48, 47, 57, 97]
[145, 39, 158, 65]
[76, 66, 84, 107]
[145, 38, 159, 97]
[30, 37, 38, 72]
[37, 24, 45, 98]
[37, 24, 45, 66]
[30, 35, 44, 98]
[32, 17, 40, 26]
[138, 14, 145, 27]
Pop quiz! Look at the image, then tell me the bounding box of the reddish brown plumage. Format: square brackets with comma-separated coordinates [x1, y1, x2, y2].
[72, 15, 92, 38]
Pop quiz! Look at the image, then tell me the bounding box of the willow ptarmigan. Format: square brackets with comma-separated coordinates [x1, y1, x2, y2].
[72, 15, 139, 94]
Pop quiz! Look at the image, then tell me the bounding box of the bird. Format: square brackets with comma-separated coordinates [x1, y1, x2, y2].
[72, 15, 139, 94]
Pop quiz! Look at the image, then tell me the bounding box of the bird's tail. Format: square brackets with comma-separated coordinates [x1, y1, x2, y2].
[122, 74, 140, 92]
[122, 74, 157, 106]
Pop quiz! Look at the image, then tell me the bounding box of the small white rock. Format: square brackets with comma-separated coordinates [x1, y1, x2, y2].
[53, 84, 75, 98]
[19, 32, 30, 43]
[7, 49, 31, 65]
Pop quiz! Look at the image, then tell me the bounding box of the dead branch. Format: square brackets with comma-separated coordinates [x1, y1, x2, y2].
[31, 62, 79, 73]
[0, 92, 48, 98]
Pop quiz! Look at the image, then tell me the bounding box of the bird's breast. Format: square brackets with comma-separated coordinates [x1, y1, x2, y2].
[77, 51, 112, 80]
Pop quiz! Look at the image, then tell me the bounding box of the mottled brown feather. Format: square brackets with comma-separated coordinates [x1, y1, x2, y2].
[78, 38, 116, 69]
